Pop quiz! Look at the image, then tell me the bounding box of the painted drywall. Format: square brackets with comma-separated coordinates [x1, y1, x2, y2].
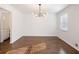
[57, 5, 79, 51]
[0, 4, 57, 43]
[0, 4, 24, 43]
[23, 13, 57, 36]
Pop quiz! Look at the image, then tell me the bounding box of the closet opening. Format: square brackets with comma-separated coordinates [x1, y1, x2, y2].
[0, 8, 11, 53]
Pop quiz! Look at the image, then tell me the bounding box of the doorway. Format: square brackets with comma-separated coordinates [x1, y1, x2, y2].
[0, 8, 11, 53]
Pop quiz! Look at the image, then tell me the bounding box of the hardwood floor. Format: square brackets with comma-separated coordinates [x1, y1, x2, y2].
[0, 36, 78, 54]
[0, 39, 12, 53]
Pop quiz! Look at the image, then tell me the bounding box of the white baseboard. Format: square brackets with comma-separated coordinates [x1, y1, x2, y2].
[23, 35, 57, 37]
[10, 35, 57, 44]
[0, 40, 4, 43]
[58, 36, 79, 51]
[10, 35, 23, 44]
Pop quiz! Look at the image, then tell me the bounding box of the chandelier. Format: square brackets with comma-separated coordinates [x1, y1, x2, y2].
[33, 4, 47, 17]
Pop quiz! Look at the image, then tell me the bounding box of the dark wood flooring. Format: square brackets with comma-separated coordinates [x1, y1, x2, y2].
[0, 36, 78, 54]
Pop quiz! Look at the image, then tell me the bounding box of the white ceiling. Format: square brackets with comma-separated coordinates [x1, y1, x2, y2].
[11, 4, 68, 14]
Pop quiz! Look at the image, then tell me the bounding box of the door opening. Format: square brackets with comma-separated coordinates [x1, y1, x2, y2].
[0, 8, 11, 53]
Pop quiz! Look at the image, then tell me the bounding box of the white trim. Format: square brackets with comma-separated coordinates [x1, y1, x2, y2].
[58, 36, 79, 51]
[10, 35, 57, 44]
[0, 39, 4, 43]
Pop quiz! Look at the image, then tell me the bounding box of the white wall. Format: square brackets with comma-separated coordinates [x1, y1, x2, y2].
[23, 13, 57, 36]
[0, 4, 57, 43]
[0, 4, 24, 43]
[57, 5, 79, 51]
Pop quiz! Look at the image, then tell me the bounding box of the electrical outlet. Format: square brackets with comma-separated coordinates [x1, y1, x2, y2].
[75, 44, 78, 47]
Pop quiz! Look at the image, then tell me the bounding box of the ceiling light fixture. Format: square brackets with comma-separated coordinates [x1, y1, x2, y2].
[34, 4, 47, 17]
